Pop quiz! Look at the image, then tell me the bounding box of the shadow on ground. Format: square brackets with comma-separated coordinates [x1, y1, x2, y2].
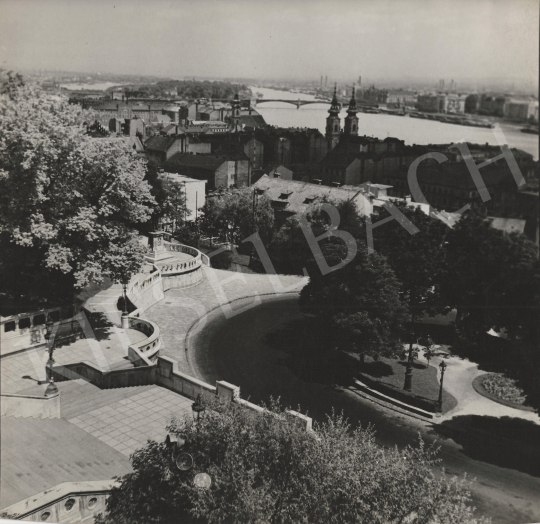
[358, 360, 394, 378]
[431, 415, 540, 477]
[85, 311, 116, 341]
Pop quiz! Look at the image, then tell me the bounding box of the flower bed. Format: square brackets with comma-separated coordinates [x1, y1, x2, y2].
[481, 373, 526, 405]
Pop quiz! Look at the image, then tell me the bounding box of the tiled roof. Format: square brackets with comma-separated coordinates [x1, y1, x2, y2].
[252, 176, 370, 216]
[238, 114, 267, 128]
[144, 136, 177, 152]
[166, 153, 230, 170]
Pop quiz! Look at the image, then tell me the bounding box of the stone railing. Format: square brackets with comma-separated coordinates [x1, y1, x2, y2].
[1, 305, 82, 357]
[127, 317, 161, 366]
[1, 374, 312, 521]
[160, 241, 203, 275]
[126, 267, 164, 315]
[0, 392, 61, 420]
[1, 480, 114, 522]
[50, 355, 313, 433]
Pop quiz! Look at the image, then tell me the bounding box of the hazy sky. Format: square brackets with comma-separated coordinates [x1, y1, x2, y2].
[0, 0, 538, 86]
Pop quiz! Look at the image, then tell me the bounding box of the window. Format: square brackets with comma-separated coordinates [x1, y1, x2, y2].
[334, 124, 338, 132]
[33, 314, 46, 326]
[19, 317, 31, 329]
[4, 321, 16, 332]
[48, 310, 60, 322]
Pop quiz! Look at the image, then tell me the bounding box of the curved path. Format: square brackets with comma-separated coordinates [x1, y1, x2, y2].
[185, 292, 540, 524]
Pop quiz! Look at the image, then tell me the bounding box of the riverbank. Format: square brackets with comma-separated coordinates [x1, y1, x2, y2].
[252, 86, 539, 159]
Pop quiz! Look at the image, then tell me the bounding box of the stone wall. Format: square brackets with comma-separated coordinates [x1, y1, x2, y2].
[1, 306, 82, 357]
[2, 480, 113, 523]
[0, 392, 60, 420]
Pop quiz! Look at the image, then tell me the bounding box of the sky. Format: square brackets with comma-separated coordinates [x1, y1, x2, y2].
[0, 0, 538, 88]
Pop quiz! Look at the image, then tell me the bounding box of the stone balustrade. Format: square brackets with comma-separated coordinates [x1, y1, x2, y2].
[0, 305, 82, 357]
[127, 317, 161, 366]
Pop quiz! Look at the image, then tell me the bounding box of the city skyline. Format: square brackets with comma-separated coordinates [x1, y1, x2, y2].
[0, 0, 538, 90]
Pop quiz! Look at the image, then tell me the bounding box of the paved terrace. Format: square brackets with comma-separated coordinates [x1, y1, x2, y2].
[0, 268, 306, 510]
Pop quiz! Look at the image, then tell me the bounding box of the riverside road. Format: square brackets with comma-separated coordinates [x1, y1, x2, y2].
[188, 293, 540, 524]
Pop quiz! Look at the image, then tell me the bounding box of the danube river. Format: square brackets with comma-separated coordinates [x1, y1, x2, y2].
[252, 86, 539, 160]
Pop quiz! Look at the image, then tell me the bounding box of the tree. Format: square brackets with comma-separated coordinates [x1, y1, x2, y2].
[200, 188, 274, 249]
[266, 198, 358, 276]
[143, 160, 189, 233]
[300, 243, 408, 364]
[441, 208, 540, 411]
[368, 203, 448, 389]
[0, 77, 154, 306]
[96, 396, 488, 524]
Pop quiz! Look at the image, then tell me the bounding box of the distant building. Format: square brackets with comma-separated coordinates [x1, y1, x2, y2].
[478, 94, 506, 117]
[416, 94, 440, 112]
[165, 152, 250, 190]
[383, 159, 530, 215]
[159, 170, 206, 223]
[504, 100, 539, 122]
[252, 175, 373, 224]
[444, 94, 466, 114]
[144, 134, 213, 163]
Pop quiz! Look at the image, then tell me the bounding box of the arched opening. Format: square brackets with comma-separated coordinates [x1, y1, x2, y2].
[334, 124, 338, 132]
[352, 124, 356, 132]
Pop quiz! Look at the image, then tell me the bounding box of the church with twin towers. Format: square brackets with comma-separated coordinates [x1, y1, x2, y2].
[325, 84, 359, 151]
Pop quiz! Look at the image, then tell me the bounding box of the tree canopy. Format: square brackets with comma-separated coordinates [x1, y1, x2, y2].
[300, 242, 408, 360]
[96, 397, 488, 524]
[111, 80, 250, 101]
[200, 188, 275, 248]
[0, 75, 154, 309]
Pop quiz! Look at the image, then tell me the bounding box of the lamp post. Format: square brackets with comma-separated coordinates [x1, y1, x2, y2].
[191, 394, 205, 432]
[44, 320, 58, 397]
[121, 281, 129, 329]
[438, 360, 447, 412]
[403, 330, 415, 391]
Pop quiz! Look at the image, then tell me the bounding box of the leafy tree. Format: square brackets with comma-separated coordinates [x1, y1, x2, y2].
[143, 161, 189, 233]
[0, 77, 154, 306]
[368, 204, 448, 387]
[442, 208, 540, 410]
[96, 396, 488, 524]
[200, 188, 274, 249]
[442, 208, 538, 340]
[300, 243, 408, 363]
[266, 198, 358, 276]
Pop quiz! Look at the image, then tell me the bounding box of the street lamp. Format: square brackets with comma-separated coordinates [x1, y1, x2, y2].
[191, 394, 205, 431]
[438, 360, 447, 412]
[121, 281, 129, 329]
[403, 330, 415, 391]
[44, 319, 58, 397]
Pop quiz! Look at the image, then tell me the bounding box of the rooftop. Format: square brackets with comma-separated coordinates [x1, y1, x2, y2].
[252, 175, 370, 216]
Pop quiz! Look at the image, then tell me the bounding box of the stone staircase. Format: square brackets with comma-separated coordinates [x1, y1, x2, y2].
[0, 415, 132, 508]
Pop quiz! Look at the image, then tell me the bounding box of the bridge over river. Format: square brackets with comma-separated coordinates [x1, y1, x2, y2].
[253, 98, 376, 109]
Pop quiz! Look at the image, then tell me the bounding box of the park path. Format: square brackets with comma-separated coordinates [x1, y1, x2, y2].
[411, 348, 540, 425]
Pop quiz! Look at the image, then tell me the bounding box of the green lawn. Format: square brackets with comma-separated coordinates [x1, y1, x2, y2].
[348, 354, 458, 414]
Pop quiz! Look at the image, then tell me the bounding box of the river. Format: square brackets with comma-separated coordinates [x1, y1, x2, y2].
[251, 86, 539, 160]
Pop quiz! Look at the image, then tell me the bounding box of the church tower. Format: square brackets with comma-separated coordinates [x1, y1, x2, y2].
[325, 84, 341, 150]
[344, 85, 359, 137]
